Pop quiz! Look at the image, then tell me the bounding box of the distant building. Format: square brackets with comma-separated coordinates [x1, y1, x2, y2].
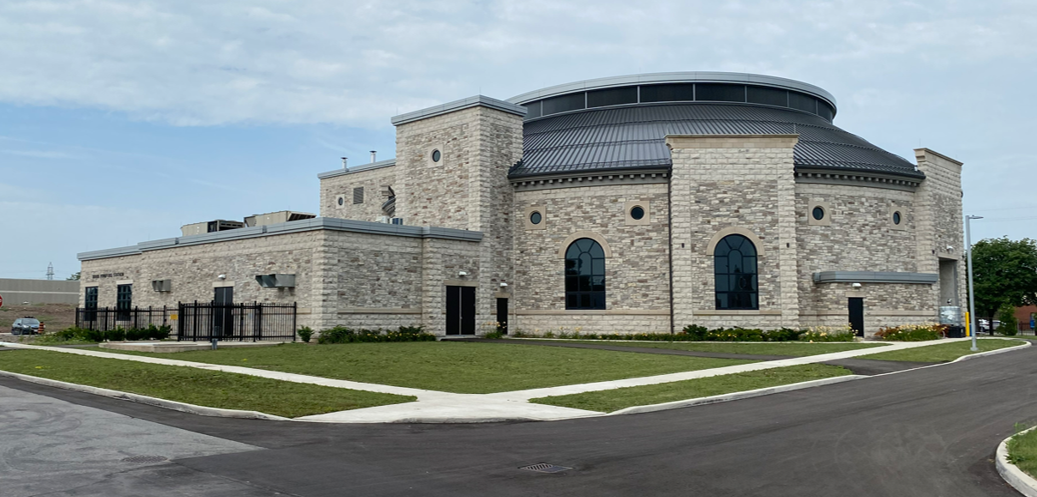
[77, 72, 966, 337]
[1016, 305, 1037, 332]
[0, 278, 79, 305]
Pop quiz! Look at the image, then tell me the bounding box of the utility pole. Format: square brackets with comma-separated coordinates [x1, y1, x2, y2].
[966, 215, 983, 352]
[46, 262, 54, 281]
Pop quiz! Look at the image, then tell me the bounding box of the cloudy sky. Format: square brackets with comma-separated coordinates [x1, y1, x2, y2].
[1, 0, 1035, 279]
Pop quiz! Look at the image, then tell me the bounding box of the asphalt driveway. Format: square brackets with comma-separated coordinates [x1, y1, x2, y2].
[2, 343, 1035, 496]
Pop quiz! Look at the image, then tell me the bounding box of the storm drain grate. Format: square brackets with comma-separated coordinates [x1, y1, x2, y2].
[519, 463, 572, 474]
[122, 455, 168, 464]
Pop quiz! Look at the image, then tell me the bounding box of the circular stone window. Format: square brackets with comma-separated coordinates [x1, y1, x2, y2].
[529, 211, 542, 225]
[893, 211, 902, 225]
[338, 197, 344, 206]
[432, 150, 441, 162]
[630, 206, 645, 220]
[812, 206, 825, 221]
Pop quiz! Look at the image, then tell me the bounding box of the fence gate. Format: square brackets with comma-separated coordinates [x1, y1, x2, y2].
[177, 301, 296, 342]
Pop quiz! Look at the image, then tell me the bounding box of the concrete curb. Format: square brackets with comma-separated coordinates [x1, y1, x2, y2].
[997, 426, 1037, 497]
[606, 375, 865, 416]
[0, 370, 291, 421]
[952, 339, 1031, 363]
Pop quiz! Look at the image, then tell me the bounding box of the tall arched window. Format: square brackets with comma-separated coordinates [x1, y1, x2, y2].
[565, 238, 606, 310]
[714, 234, 758, 310]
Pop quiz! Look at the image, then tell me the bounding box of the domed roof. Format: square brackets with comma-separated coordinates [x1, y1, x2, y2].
[507, 73, 922, 180]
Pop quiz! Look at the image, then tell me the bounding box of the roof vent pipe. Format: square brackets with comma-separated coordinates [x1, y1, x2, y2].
[341, 157, 348, 169]
[370, 151, 377, 163]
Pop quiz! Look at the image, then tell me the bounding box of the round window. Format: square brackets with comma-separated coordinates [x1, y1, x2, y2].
[630, 206, 645, 220]
[893, 211, 902, 225]
[338, 197, 344, 206]
[432, 150, 441, 162]
[812, 206, 825, 221]
[529, 211, 542, 225]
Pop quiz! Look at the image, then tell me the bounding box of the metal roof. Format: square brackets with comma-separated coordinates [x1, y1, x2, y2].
[510, 103, 923, 180]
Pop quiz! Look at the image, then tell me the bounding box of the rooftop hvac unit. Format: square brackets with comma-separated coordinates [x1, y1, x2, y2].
[391, 217, 404, 225]
[377, 216, 391, 224]
[255, 274, 296, 288]
[151, 279, 172, 292]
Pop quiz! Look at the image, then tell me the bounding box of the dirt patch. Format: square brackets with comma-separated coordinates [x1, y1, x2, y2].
[0, 303, 77, 332]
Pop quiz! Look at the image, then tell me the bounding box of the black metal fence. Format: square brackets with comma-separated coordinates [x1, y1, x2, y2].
[177, 301, 297, 342]
[76, 306, 172, 332]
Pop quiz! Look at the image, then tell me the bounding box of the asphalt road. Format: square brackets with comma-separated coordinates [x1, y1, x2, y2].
[3, 344, 1037, 496]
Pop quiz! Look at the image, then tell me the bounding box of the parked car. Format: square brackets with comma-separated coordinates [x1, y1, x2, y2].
[11, 317, 40, 335]
[978, 319, 1002, 333]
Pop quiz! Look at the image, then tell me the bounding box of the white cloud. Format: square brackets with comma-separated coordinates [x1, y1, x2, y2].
[2, 1, 1035, 127]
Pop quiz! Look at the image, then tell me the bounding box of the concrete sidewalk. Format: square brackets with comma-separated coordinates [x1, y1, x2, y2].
[0, 338, 1021, 423]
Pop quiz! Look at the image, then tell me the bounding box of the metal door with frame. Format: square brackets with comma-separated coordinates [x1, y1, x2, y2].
[496, 298, 508, 335]
[214, 286, 234, 338]
[446, 286, 476, 335]
[848, 297, 864, 337]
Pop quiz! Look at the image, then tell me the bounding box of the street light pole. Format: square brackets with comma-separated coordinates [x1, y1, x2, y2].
[966, 215, 983, 352]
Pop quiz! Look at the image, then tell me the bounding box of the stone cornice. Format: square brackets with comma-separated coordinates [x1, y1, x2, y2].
[511, 169, 670, 191]
[914, 148, 964, 167]
[794, 168, 921, 191]
[665, 134, 800, 149]
[391, 95, 526, 126]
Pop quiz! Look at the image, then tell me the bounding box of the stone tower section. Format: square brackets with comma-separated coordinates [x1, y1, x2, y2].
[666, 135, 801, 331]
[913, 148, 967, 312]
[391, 96, 526, 333]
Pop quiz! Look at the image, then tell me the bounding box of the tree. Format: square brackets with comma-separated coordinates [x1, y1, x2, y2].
[970, 237, 1037, 334]
[67, 272, 80, 281]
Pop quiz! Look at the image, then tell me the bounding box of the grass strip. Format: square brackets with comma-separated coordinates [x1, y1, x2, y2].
[102, 342, 753, 394]
[860, 338, 1024, 363]
[1008, 425, 1037, 478]
[551, 340, 886, 357]
[0, 349, 414, 418]
[530, 364, 852, 413]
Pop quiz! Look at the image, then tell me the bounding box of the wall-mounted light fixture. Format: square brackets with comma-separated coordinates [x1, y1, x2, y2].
[500, 282, 508, 288]
[458, 271, 468, 277]
[217, 274, 227, 280]
[851, 282, 862, 289]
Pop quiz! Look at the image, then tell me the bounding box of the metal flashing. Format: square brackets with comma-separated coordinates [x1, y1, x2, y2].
[78, 218, 482, 261]
[317, 159, 397, 180]
[391, 95, 527, 126]
[812, 271, 938, 284]
[508, 72, 837, 110]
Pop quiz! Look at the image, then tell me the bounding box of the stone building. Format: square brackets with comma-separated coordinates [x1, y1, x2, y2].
[78, 72, 966, 337]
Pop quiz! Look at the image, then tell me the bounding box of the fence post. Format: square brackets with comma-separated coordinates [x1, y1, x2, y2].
[75, 307, 80, 329]
[292, 302, 297, 342]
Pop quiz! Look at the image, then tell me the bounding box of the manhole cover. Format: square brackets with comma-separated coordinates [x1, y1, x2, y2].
[122, 455, 168, 464]
[519, 463, 572, 474]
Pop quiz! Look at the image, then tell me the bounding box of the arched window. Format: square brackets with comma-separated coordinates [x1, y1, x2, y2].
[565, 238, 606, 310]
[714, 234, 758, 310]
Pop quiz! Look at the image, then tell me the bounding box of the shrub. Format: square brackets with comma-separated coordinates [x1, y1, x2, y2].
[297, 326, 314, 343]
[316, 325, 435, 344]
[998, 306, 1019, 336]
[798, 324, 855, 342]
[482, 330, 505, 339]
[106, 327, 127, 342]
[875, 324, 946, 341]
[148, 324, 172, 340]
[125, 327, 149, 341]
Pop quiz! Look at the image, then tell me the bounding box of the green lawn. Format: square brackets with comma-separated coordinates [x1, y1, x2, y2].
[103, 342, 753, 394]
[0, 349, 413, 418]
[859, 339, 1025, 363]
[1009, 426, 1037, 478]
[531, 364, 852, 413]
[551, 340, 887, 357]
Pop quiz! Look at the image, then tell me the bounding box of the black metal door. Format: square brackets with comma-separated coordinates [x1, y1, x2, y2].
[461, 287, 476, 335]
[446, 286, 460, 335]
[849, 297, 864, 337]
[214, 287, 234, 338]
[446, 286, 477, 335]
[496, 298, 508, 335]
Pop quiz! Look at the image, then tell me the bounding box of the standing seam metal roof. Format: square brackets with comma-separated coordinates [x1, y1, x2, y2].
[510, 103, 922, 179]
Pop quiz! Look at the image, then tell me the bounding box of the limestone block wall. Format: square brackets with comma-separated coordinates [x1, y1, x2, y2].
[315, 230, 424, 330]
[667, 135, 800, 331]
[319, 165, 396, 221]
[793, 182, 930, 332]
[80, 232, 323, 329]
[511, 182, 671, 334]
[79, 254, 143, 307]
[914, 148, 967, 312]
[420, 237, 483, 335]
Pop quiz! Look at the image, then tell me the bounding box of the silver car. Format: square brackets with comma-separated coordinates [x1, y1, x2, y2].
[11, 317, 40, 335]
